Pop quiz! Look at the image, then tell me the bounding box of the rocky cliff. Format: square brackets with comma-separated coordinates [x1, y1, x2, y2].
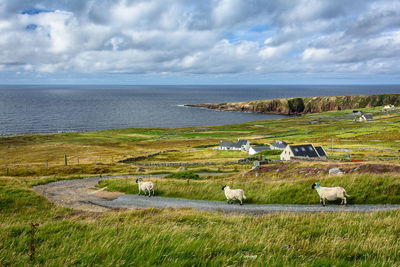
[186, 94, 400, 115]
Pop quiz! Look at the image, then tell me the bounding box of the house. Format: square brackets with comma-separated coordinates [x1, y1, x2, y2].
[249, 146, 270, 155]
[218, 139, 250, 151]
[280, 144, 327, 161]
[270, 140, 288, 150]
[382, 105, 396, 112]
[358, 114, 373, 122]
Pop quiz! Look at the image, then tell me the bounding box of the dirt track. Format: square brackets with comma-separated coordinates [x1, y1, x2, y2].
[33, 175, 400, 215]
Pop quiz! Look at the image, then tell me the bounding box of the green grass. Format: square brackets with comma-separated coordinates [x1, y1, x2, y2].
[1, 176, 400, 266]
[99, 172, 400, 205]
[165, 171, 200, 180]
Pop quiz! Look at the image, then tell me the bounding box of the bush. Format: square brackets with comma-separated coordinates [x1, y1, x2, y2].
[165, 171, 200, 180]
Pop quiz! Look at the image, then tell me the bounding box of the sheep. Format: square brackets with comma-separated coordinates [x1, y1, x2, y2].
[136, 178, 154, 197]
[311, 183, 350, 206]
[222, 185, 246, 205]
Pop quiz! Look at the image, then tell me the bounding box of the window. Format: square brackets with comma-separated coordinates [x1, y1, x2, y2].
[309, 147, 313, 151]
[301, 147, 305, 151]
[294, 148, 299, 152]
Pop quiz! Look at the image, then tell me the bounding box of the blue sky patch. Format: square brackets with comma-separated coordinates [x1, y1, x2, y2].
[25, 24, 37, 31]
[21, 8, 52, 15]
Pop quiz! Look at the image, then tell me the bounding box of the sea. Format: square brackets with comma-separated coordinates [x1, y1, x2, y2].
[0, 84, 399, 135]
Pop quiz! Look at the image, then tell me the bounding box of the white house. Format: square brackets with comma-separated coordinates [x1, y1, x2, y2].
[358, 114, 373, 122]
[249, 146, 270, 155]
[382, 105, 396, 112]
[218, 139, 250, 151]
[280, 144, 327, 161]
[270, 140, 288, 150]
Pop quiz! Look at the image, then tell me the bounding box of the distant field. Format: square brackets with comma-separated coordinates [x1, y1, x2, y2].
[0, 106, 399, 177]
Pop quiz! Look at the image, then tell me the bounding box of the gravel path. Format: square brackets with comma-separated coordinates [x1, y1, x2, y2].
[33, 175, 400, 215]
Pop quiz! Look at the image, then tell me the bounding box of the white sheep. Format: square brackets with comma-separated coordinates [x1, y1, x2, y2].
[222, 185, 247, 205]
[311, 183, 350, 206]
[136, 178, 155, 197]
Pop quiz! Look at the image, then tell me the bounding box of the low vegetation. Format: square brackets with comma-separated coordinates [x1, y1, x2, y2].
[1, 177, 400, 266]
[100, 171, 400, 205]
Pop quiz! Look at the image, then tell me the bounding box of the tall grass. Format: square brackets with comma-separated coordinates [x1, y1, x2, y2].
[2, 175, 400, 266]
[100, 173, 400, 204]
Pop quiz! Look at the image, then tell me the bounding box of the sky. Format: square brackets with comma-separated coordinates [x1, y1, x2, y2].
[0, 0, 400, 84]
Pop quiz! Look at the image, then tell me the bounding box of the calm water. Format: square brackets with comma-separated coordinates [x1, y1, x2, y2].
[0, 85, 399, 135]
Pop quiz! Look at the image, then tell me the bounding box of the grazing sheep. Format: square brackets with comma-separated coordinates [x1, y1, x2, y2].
[136, 178, 154, 197]
[222, 185, 246, 205]
[311, 183, 350, 206]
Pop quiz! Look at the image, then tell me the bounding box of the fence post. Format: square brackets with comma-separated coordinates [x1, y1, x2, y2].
[77, 156, 79, 165]
[46, 160, 48, 169]
[29, 223, 39, 261]
[64, 154, 67, 166]
[6, 167, 9, 176]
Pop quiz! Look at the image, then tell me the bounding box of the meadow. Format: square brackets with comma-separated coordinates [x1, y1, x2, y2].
[1, 106, 400, 266]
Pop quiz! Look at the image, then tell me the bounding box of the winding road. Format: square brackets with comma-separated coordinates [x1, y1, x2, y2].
[33, 175, 400, 215]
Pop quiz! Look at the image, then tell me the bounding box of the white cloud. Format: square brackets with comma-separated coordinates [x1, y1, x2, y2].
[0, 0, 399, 82]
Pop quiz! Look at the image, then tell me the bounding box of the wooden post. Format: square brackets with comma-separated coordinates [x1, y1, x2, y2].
[6, 167, 9, 176]
[29, 223, 39, 261]
[64, 154, 67, 166]
[77, 156, 79, 165]
[46, 160, 48, 169]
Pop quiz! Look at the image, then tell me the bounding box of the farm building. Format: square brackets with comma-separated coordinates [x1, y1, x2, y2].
[352, 110, 364, 116]
[382, 105, 396, 112]
[218, 139, 250, 151]
[249, 146, 270, 155]
[280, 144, 327, 161]
[270, 140, 288, 150]
[358, 114, 373, 122]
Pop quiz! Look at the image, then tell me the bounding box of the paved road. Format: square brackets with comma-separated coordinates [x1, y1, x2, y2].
[33, 175, 400, 215]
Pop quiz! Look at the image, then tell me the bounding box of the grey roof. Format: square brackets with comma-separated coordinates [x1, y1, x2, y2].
[353, 110, 363, 114]
[315, 146, 327, 157]
[236, 139, 249, 147]
[270, 141, 288, 149]
[290, 144, 319, 158]
[219, 139, 248, 148]
[364, 115, 373, 120]
[251, 146, 270, 152]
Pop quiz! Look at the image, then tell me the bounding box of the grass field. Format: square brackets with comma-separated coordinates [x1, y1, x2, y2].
[1, 177, 400, 266]
[99, 171, 400, 205]
[1, 106, 400, 266]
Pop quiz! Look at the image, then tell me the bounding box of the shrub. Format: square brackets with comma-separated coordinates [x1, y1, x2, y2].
[165, 171, 200, 180]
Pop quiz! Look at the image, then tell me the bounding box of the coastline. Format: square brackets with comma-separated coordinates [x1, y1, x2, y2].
[185, 93, 400, 115]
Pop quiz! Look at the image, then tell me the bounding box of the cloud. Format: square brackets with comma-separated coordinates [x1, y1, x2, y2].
[0, 0, 399, 83]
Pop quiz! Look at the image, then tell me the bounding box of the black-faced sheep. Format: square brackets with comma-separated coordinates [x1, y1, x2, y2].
[311, 182, 350, 206]
[222, 185, 246, 205]
[136, 178, 155, 197]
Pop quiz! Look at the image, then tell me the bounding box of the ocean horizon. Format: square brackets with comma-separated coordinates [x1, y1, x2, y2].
[0, 84, 399, 135]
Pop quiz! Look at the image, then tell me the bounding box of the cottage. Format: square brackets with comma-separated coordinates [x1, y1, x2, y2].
[280, 144, 327, 161]
[382, 105, 396, 112]
[249, 146, 270, 155]
[352, 110, 364, 116]
[218, 139, 250, 151]
[358, 114, 373, 122]
[270, 140, 288, 150]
